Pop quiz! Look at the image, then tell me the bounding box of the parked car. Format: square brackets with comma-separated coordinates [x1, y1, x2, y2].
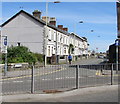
[98, 55, 104, 59]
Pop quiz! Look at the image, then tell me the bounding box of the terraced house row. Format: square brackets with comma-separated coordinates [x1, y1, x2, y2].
[1, 10, 89, 63]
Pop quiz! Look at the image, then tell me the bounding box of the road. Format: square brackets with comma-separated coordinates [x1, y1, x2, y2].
[2, 58, 119, 95]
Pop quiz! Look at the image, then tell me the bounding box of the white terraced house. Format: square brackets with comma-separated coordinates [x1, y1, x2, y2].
[1, 10, 89, 64]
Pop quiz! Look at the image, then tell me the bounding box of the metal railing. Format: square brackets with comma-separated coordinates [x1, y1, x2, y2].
[1, 63, 119, 95]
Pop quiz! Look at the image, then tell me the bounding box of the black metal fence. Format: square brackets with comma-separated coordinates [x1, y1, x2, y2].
[1, 63, 119, 95]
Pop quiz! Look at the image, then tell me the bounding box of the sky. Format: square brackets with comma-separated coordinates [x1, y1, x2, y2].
[1, 1, 118, 52]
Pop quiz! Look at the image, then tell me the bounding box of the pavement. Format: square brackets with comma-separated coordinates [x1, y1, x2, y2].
[2, 85, 118, 102]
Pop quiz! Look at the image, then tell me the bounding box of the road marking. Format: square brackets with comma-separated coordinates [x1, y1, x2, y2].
[1, 67, 68, 81]
[42, 78, 52, 81]
[2, 74, 32, 81]
[56, 78, 62, 80]
[2, 66, 119, 81]
[96, 70, 102, 76]
[13, 81, 23, 83]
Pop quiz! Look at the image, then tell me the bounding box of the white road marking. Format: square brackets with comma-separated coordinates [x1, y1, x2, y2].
[13, 81, 23, 83]
[42, 79, 51, 81]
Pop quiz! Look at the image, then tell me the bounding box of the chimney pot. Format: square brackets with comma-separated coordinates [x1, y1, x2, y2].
[58, 25, 63, 30]
[42, 16, 50, 23]
[49, 17, 56, 26]
[63, 28, 68, 32]
[33, 10, 41, 19]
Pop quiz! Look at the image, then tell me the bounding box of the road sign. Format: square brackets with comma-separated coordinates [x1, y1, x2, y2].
[115, 39, 120, 46]
[1, 36, 7, 53]
[4, 37, 7, 46]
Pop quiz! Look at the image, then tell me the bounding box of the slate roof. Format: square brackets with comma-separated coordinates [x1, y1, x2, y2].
[1, 10, 70, 36]
[1, 10, 87, 41]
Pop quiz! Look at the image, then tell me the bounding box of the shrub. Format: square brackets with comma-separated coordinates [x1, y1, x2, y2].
[34, 53, 43, 63]
[2, 46, 37, 64]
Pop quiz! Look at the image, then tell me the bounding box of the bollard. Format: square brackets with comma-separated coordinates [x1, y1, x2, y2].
[76, 65, 79, 89]
[111, 64, 113, 85]
[31, 65, 35, 93]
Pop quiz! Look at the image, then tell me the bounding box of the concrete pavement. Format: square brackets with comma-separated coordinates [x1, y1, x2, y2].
[2, 85, 118, 102]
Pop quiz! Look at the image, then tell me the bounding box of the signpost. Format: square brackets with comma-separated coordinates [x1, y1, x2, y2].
[115, 39, 119, 74]
[2, 36, 7, 76]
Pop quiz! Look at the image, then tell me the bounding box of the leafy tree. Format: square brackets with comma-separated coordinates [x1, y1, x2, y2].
[2, 46, 37, 64]
[34, 53, 43, 62]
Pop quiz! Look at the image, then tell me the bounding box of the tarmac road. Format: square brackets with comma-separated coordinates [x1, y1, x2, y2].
[2, 58, 118, 95]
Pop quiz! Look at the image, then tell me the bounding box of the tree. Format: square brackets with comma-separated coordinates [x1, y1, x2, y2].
[2, 46, 37, 64]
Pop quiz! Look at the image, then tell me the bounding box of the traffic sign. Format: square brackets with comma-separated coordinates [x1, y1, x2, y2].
[4, 37, 7, 46]
[115, 38, 120, 46]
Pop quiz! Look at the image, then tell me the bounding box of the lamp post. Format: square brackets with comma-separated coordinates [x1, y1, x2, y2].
[115, 38, 119, 74]
[73, 21, 83, 61]
[74, 21, 94, 60]
[2, 36, 7, 76]
[44, 1, 60, 66]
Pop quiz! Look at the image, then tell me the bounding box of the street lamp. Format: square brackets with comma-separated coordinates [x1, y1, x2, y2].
[73, 21, 83, 61]
[115, 38, 120, 74]
[44, 1, 61, 66]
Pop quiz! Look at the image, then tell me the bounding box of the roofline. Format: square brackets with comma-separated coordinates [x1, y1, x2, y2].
[70, 32, 87, 41]
[1, 10, 70, 35]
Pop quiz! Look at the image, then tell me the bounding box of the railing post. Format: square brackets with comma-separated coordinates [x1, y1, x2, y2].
[76, 65, 79, 89]
[31, 64, 35, 93]
[111, 64, 113, 85]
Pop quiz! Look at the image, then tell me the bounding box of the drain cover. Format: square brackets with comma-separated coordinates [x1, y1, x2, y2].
[43, 90, 63, 93]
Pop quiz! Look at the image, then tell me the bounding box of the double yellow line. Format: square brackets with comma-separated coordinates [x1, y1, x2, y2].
[1, 67, 67, 81]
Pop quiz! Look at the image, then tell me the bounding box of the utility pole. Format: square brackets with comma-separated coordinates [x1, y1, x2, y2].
[44, 1, 61, 66]
[44, 2, 48, 67]
[73, 21, 83, 61]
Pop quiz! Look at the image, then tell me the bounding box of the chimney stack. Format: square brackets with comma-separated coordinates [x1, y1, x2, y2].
[63, 28, 68, 32]
[58, 25, 63, 30]
[49, 17, 56, 26]
[42, 16, 50, 23]
[33, 10, 41, 19]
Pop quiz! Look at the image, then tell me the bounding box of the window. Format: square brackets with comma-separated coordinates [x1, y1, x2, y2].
[66, 36, 68, 44]
[52, 32, 54, 40]
[52, 47, 53, 55]
[48, 30, 51, 40]
[17, 42, 20, 46]
[60, 35, 62, 43]
[57, 33, 59, 42]
[58, 46, 60, 53]
[54, 32, 56, 41]
[63, 36, 65, 44]
[64, 47, 66, 54]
